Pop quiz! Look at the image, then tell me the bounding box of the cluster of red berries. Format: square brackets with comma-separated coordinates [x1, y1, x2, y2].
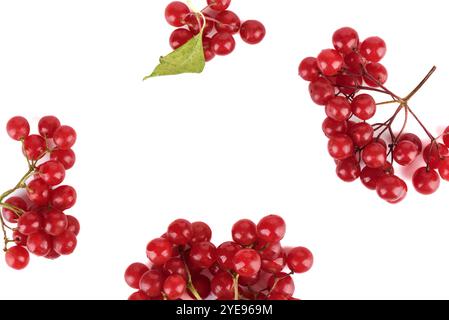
[125, 215, 313, 300]
[299, 27, 449, 203]
[1, 116, 79, 270]
[164, 0, 265, 61]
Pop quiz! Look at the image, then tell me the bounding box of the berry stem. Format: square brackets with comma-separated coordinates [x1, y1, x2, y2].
[179, 247, 203, 300]
[233, 273, 240, 300]
[407, 106, 435, 140]
[404, 66, 437, 101]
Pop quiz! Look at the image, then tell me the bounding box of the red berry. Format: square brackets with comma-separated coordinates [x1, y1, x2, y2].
[332, 27, 359, 55]
[360, 36, 386, 62]
[2, 196, 27, 223]
[217, 241, 242, 271]
[398, 133, 423, 154]
[125, 263, 149, 289]
[128, 291, 150, 300]
[232, 219, 257, 246]
[50, 185, 77, 210]
[66, 215, 80, 236]
[232, 249, 261, 277]
[412, 167, 440, 195]
[211, 271, 234, 299]
[336, 74, 362, 95]
[39, 160, 66, 186]
[393, 140, 419, 166]
[203, 37, 216, 62]
[423, 143, 449, 169]
[309, 78, 335, 105]
[207, 0, 231, 11]
[53, 230, 77, 255]
[351, 94, 376, 120]
[27, 178, 50, 206]
[169, 28, 194, 50]
[13, 230, 28, 246]
[139, 270, 165, 298]
[167, 219, 192, 245]
[325, 96, 352, 122]
[211, 32, 235, 56]
[27, 231, 52, 256]
[50, 148, 76, 170]
[257, 215, 286, 243]
[364, 63, 388, 87]
[5, 246, 30, 270]
[163, 275, 187, 300]
[443, 126, 449, 147]
[189, 274, 211, 299]
[345, 52, 365, 73]
[17, 211, 42, 235]
[23, 134, 47, 160]
[322, 117, 348, 138]
[299, 57, 320, 82]
[45, 249, 61, 260]
[261, 254, 286, 274]
[376, 175, 408, 203]
[6, 116, 30, 141]
[255, 240, 282, 260]
[188, 241, 217, 269]
[53, 125, 77, 150]
[146, 238, 173, 266]
[165, 1, 190, 27]
[215, 11, 240, 34]
[439, 158, 449, 181]
[163, 257, 187, 280]
[287, 247, 313, 273]
[360, 162, 394, 190]
[190, 221, 212, 244]
[348, 122, 374, 148]
[328, 134, 354, 160]
[362, 142, 387, 169]
[185, 13, 213, 35]
[268, 273, 295, 297]
[38, 116, 61, 138]
[317, 49, 344, 76]
[240, 20, 265, 45]
[336, 158, 361, 182]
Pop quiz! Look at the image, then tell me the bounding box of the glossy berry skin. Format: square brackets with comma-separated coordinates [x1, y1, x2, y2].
[2, 197, 27, 223]
[322, 117, 347, 138]
[268, 273, 295, 297]
[299, 57, 320, 82]
[66, 215, 80, 236]
[317, 49, 344, 76]
[325, 97, 352, 122]
[211, 271, 234, 299]
[7, 116, 30, 141]
[139, 270, 165, 298]
[232, 249, 261, 277]
[309, 78, 334, 105]
[394, 140, 419, 166]
[231, 219, 257, 246]
[399, 133, 423, 154]
[216, 241, 242, 271]
[23, 134, 47, 160]
[190, 221, 212, 244]
[163, 257, 187, 280]
[27, 231, 52, 256]
[207, 0, 231, 11]
[257, 215, 286, 243]
[423, 143, 449, 169]
[439, 158, 449, 181]
[169, 28, 194, 50]
[50, 185, 77, 210]
[5, 246, 30, 270]
[364, 63, 388, 87]
[345, 52, 365, 73]
[38, 116, 61, 138]
[50, 148, 76, 170]
[53, 125, 77, 150]
[360, 162, 393, 190]
[203, 37, 215, 62]
[255, 240, 282, 260]
[167, 219, 192, 245]
[349, 122, 374, 148]
[336, 74, 362, 95]
[376, 175, 407, 203]
[444, 127, 449, 147]
[165, 1, 190, 27]
[189, 274, 211, 299]
[336, 158, 361, 182]
[351, 94, 376, 120]
[17, 211, 42, 235]
[39, 160, 66, 186]
[240, 20, 265, 45]
[328, 134, 354, 160]
[211, 32, 235, 56]
[287, 247, 313, 273]
[53, 230, 77, 255]
[163, 275, 186, 300]
[360, 36, 386, 62]
[185, 13, 213, 35]
[189, 241, 217, 269]
[13, 230, 28, 246]
[332, 27, 359, 55]
[27, 178, 50, 206]
[362, 143, 387, 169]
[146, 238, 173, 266]
[412, 167, 440, 195]
[128, 291, 149, 301]
[125, 263, 149, 289]
[215, 11, 240, 34]
[261, 254, 286, 274]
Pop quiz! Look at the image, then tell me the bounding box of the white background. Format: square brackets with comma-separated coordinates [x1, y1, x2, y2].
[0, 0, 448, 300]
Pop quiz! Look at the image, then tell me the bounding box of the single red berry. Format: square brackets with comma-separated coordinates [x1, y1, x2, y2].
[53, 125, 77, 150]
[360, 36, 386, 62]
[257, 215, 286, 243]
[351, 94, 376, 120]
[17, 211, 42, 235]
[345, 52, 365, 73]
[39, 160, 66, 186]
[299, 57, 320, 82]
[203, 37, 215, 62]
[232, 219, 257, 246]
[364, 63, 388, 87]
[336, 157, 361, 182]
[336, 74, 362, 95]
[211, 32, 235, 56]
[165, 1, 190, 27]
[139, 270, 165, 298]
[412, 167, 440, 195]
[215, 10, 240, 34]
[328, 134, 354, 160]
[66, 215, 80, 236]
[287, 247, 313, 273]
[163, 257, 187, 280]
[128, 291, 150, 300]
[262, 254, 287, 274]
[27, 178, 50, 206]
[362, 142, 387, 169]
[439, 158, 449, 181]
[376, 175, 408, 203]
[53, 230, 77, 255]
[43, 209, 68, 236]
[23, 134, 47, 160]
[360, 162, 394, 190]
[254, 240, 282, 261]
[348, 122, 374, 148]
[190, 221, 212, 244]
[44, 248, 61, 260]
[38, 116, 61, 138]
[169, 28, 194, 50]
[393, 140, 419, 166]
[325, 96, 352, 122]
[50, 185, 77, 210]
[207, 0, 231, 11]
[125, 263, 149, 289]
[317, 49, 344, 76]
[443, 127, 449, 147]
[398, 133, 423, 154]
[50, 148, 76, 170]
[240, 20, 265, 45]
[167, 219, 192, 245]
[423, 143, 449, 169]
[322, 117, 348, 138]
[6, 116, 30, 141]
[146, 238, 173, 266]
[27, 231, 52, 256]
[13, 230, 28, 246]
[268, 272, 295, 297]
[5, 246, 30, 270]
[188, 274, 211, 299]
[163, 275, 187, 300]
[211, 271, 234, 299]
[309, 78, 335, 105]
[2, 196, 28, 223]
[332, 27, 359, 55]
[217, 241, 242, 271]
[232, 248, 261, 277]
[188, 241, 217, 269]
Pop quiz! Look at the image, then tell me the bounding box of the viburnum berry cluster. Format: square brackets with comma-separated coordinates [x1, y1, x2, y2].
[165, 0, 266, 60]
[125, 215, 313, 300]
[299, 27, 449, 203]
[1, 116, 79, 270]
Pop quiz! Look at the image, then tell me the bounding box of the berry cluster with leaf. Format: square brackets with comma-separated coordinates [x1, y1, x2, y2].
[299, 27, 449, 203]
[1, 116, 79, 270]
[145, 0, 266, 78]
[125, 215, 313, 300]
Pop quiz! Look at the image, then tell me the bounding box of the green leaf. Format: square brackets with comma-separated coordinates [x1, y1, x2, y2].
[144, 33, 205, 79]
